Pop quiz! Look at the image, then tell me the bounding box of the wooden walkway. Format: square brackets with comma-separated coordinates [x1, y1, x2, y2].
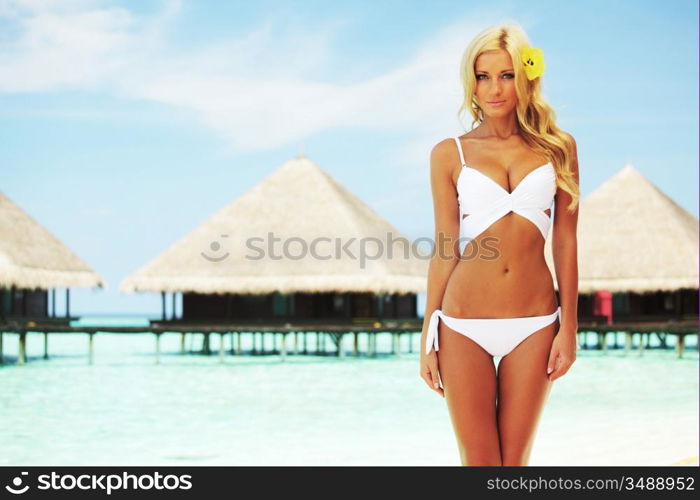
[0, 318, 697, 366]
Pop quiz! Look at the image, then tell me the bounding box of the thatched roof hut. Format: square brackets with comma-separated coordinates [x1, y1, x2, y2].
[0, 192, 105, 290]
[120, 154, 429, 296]
[546, 164, 698, 293]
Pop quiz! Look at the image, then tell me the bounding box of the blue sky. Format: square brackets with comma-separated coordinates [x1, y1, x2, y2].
[1, 0, 697, 315]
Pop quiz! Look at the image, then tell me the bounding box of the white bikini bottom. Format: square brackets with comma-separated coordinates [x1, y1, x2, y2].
[426, 306, 561, 358]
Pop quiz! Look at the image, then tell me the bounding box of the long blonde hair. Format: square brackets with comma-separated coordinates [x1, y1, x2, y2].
[457, 23, 579, 212]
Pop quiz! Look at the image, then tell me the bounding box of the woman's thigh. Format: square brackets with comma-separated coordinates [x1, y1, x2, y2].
[496, 320, 558, 465]
[437, 321, 501, 465]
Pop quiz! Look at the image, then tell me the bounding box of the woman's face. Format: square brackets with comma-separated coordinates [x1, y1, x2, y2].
[474, 49, 518, 116]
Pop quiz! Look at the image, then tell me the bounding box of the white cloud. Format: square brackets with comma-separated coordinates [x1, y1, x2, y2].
[0, 0, 508, 155]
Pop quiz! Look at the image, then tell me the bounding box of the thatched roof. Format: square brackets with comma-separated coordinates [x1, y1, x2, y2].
[0, 192, 106, 290]
[121, 155, 429, 295]
[545, 164, 698, 293]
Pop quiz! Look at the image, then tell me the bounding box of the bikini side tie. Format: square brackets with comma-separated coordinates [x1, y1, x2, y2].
[425, 309, 442, 355]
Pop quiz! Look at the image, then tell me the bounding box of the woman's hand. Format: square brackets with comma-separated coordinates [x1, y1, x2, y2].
[546, 326, 578, 382]
[420, 350, 445, 397]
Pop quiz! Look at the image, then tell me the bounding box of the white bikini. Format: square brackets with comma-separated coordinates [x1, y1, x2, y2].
[425, 137, 561, 358]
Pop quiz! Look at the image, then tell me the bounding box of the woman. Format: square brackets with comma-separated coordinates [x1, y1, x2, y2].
[419, 24, 580, 466]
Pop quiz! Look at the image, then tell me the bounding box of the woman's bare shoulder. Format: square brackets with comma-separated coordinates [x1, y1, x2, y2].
[561, 130, 579, 179]
[430, 137, 457, 157]
[429, 138, 459, 174]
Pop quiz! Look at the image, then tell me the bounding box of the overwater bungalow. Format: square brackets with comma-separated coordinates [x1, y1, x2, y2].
[120, 154, 429, 325]
[0, 192, 106, 322]
[545, 164, 699, 324]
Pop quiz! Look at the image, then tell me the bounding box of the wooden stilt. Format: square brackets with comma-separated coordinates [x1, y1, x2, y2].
[219, 333, 225, 363]
[658, 332, 668, 348]
[44, 332, 49, 359]
[203, 332, 211, 354]
[676, 334, 685, 359]
[353, 332, 359, 356]
[18, 330, 26, 365]
[337, 333, 344, 358]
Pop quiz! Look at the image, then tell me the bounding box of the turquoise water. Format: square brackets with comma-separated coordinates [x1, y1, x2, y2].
[0, 317, 697, 466]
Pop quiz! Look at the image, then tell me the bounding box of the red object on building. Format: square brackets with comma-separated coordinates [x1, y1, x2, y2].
[593, 290, 613, 325]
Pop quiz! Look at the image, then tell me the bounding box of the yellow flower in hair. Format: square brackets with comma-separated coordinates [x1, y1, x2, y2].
[521, 46, 545, 80]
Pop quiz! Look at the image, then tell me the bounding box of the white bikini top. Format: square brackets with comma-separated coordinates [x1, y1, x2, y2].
[454, 137, 557, 242]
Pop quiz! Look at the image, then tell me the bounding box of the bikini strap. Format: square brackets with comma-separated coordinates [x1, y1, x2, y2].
[453, 137, 466, 167]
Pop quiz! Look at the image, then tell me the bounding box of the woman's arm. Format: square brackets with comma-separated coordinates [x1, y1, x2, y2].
[547, 132, 580, 381]
[420, 139, 461, 357]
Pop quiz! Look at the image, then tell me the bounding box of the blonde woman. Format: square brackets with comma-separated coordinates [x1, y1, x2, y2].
[420, 23, 580, 466]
